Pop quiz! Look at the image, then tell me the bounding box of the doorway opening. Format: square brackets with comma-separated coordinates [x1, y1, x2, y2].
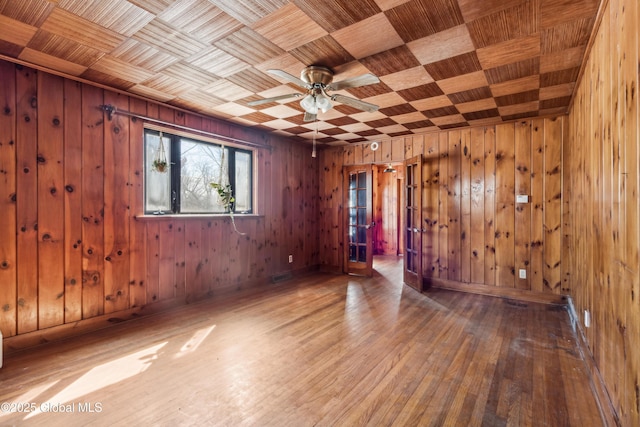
[372, 163, 403, 274]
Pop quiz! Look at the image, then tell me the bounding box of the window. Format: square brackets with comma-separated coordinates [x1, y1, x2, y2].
[144, 129, 253, 215]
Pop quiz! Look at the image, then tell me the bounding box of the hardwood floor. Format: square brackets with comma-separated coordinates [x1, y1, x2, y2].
[0, 256, 604, 426]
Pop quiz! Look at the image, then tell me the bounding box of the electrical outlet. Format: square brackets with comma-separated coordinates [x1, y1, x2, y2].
[518, 269, 526, 279]
[288, 254, 293, 263]
[584, 310, 591, 328]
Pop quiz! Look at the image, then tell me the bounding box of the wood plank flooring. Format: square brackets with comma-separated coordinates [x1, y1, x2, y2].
[0, 256, 605, 426]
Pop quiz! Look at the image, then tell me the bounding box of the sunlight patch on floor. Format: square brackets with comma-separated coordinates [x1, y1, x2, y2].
[175, 324, 216, 358]
[24, 342, 167, 420]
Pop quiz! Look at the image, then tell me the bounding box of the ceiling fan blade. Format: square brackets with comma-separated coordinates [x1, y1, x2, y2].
[247, 93, 302, 106]
[303, 111, 317, 122]
[267, 69, 309, 89]
[327, 73, 380, 91]
[330, 94, 379, 113]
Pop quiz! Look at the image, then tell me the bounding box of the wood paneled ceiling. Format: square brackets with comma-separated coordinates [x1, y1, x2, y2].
[0, 0, 600, 145]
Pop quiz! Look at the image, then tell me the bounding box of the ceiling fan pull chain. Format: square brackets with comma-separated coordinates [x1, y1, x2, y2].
[312, 119, 317, 158]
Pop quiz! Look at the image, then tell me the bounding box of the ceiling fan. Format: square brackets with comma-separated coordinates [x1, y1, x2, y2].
[248, 66, 380, 122]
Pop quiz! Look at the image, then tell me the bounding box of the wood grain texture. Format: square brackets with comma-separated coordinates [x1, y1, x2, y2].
[564, 0, 639, 424]
[0, 257, 605, 426]
[63, 79, 83, 323]
[447, 130, 461, 282]
[469, 127, 485, 283]
[81, 84, 105, 319]
[16, 64, 39, 334]
[0, 60, 320, 344]
[0, 60, 17, 337]
[0, 0, 599, 144]
[331, 117, 564, 298]
[36, 72, 65, 329]
[514, 120, 531, 290]
[103, 91, 130, 313]
[494, 123, 515, 288]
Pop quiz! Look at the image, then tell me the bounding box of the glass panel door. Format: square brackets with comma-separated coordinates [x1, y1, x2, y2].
[404, 155, 423, 290]
[344, 165, 373, 276]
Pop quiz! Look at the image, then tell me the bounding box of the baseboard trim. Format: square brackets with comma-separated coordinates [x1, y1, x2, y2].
[566, 297, 620, 427]
[425, 277, 568, 305]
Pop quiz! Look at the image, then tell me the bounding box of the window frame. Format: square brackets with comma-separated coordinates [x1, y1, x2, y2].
[143, 127, 254, 216]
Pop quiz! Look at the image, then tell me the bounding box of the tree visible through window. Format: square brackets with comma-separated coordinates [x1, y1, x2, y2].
[144, 129, 253, 215]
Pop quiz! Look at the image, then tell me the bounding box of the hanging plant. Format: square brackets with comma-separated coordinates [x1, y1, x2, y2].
[152, 132, 169, 173]
[152, 158, 168, 173]
[210, 182, 234, 212]
[210, 182, 245, 235]
[210, 147, 245, 235]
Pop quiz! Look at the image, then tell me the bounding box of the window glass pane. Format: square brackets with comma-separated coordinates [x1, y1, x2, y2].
[180, 139, 225, 213]
[349, 189, 356, 208]
[234, 150, 252, 213]
[357, 207, 366, 225]
[145, 132, 172, 213]
[349, 208, 357, 226]
[358, 245, 366, 262]
[144, 129, 254, 215]
[349, 173, 357, 189]
[357, 189, 366, 207]
[349, 245, 357, 261]
[357, 225, 366, 244]
[357, 171, 366, 188]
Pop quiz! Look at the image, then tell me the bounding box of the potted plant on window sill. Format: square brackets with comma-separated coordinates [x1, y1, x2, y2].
[210, 182, 245, 235]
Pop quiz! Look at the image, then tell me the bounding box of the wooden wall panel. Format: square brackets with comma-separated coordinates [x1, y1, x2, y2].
[483, 128, 496, 286]
[146, 221, 160, 303]
[621, 2, 639, 424]
[16, 65, 38, 334]
[514, 121, 531, 290]
[376, 167, 399, 255]
[324, 118, 564, 300]
[447, 130, 461, 282]
[530, 119, 545, 293]
[63, 80, 83, 323]
[460, 129, 471, 283]
[0, 61, 17, 337]
[81, 84, 105, 319]
[494, 124, 515, 288]
[158, 221, 176, 301]
[423, 133, 439, 278]
[543, 118, 562, 293]
[469, 128, 485, 284]
[438, 132, 449, 278]
[564, 0, 639, 424]
[184, 221, 203, 301]
[103, 91, 130, 313]
[37, 72, 65, 329]
[0, 60, 319, 352]
[128, 97, 147, 308]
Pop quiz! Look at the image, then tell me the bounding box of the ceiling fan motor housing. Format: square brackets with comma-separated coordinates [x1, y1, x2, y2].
[300, 66, 333, 86]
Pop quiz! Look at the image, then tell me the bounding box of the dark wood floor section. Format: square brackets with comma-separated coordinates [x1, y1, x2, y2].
[0, 256, 604, 426]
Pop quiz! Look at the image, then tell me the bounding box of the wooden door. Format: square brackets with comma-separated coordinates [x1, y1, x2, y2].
[404, 155, 423, 290]
[344, 165, 374, 276]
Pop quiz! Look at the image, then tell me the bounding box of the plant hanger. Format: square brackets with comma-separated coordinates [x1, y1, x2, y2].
[152, 132, 169, 173]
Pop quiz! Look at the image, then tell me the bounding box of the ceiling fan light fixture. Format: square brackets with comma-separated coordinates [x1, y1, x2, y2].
[300, 94, 318, 114]
[316, 92, 332, 113]
[383, 163, 396, 173]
